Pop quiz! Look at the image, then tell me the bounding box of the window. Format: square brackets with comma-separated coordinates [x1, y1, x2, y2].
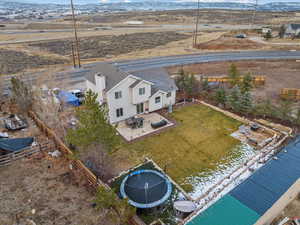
[139, 87, 145, 95]
[116, 108, 123, 118]
[167, 92, 171, 98]
[155, 96, 161, 104]
[115, 91, 122, 99]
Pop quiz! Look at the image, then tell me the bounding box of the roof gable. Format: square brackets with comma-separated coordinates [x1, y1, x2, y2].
[85, 63, 129, 91]
[132, 68, 178, 94]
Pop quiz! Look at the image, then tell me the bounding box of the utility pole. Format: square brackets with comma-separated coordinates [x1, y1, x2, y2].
[70, 0, 81, 68]
[251, 0, 258, 28]
[194, 0, 200, 47]
[71, 44, 76, 68]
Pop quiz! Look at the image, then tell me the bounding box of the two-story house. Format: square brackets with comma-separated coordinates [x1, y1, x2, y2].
[283, 24, 300, 38]
[85, 63, 178, 124]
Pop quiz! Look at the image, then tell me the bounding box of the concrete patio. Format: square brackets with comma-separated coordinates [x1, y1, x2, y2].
[116, 113, 174, 141]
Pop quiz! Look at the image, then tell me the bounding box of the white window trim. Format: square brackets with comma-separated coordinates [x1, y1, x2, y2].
[139, 87, 145, 95]
[116, 108, 123, 117]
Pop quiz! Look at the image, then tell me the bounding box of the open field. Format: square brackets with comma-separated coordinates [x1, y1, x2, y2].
[196, 36, 266, 50]
[78, 9, 300, 25]
[167, 60, 300, 101]
[115, 104, 246, 194]
[0, 48, 69, 75]
[29, 31, 191, 59]
[0, 155, 115, 225]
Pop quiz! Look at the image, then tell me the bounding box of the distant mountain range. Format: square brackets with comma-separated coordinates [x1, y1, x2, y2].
[2, 1, 300, 12]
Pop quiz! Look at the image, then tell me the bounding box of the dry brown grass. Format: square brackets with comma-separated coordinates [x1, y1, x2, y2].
[168, 60, 300, 101]
[0, 155, 116, 225]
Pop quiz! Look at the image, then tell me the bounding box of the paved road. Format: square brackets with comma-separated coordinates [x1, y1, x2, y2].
[1, 50, 300, 95]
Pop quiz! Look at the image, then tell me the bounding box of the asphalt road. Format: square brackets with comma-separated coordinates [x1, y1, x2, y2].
[1, 50, 300, 95]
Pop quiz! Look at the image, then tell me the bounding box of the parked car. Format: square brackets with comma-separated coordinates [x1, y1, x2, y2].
[236, 34, 247, 38]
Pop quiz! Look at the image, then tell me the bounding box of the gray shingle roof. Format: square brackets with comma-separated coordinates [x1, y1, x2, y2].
[132, 68, 178, 95]
[290, 24, 300, 30]
[85, 63, 129, 91]
[85, 63, 177, 94]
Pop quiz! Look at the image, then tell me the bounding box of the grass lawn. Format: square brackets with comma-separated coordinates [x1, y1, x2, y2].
[118, 104, 242, 193]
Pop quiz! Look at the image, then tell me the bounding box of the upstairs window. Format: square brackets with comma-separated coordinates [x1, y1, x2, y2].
[115, 91, 122, 99]
[155, 96, 161, 104]
[139, 87, 145, 95]
[167, 92, 171, 98]
[116, 108, 123, 118]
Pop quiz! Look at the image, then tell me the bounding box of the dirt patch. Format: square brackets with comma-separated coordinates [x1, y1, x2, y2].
[0, 155, 115, 225]
[196, 36, 265, 50]
[29, 31, 191, 59]
[272, 195, 300, 225]
[167, 60, 300, 101]
[0, 49, 69, 75]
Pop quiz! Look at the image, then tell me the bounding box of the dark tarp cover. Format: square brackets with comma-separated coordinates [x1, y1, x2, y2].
[230, 137, 300, 215]
[0, 137, 34, 152]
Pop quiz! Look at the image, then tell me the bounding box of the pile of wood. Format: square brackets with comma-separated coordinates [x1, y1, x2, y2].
[280, 88, 300, 100]
[202, 75, 265, 86]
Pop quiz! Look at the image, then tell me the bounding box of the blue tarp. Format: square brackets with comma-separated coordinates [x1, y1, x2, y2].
[57, 91, 80, 106]
[0, 137, 34, 152]
[230, 137, 300, 216]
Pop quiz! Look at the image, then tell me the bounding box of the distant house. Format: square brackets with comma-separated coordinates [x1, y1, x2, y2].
[86, 63, 177, 124]
[283, 24, 300, 38]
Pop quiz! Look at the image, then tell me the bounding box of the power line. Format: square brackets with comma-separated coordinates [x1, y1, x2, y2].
[70, 0, 81, 68]
[251, 0, 258, 27]
[194, 0, 200, 47]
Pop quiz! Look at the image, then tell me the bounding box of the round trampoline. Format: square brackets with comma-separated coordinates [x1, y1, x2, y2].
[120, 169, 172, 208]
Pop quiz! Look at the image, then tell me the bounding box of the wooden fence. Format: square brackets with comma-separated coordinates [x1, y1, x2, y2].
[28, 111, 107, 190]
[0, 141, 54, 167]
[28, 110, 143, 225]
[280, 88, 300, 100]
[203, 75, 265, 86]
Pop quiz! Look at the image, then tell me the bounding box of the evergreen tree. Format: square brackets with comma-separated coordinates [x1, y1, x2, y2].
[202, 79, 210, 91]
[240, 73, 253, 94]
[66, 90, 120, 153]
[228, 64, 240, 87]
[294, 107, 300, 126]
[175, 69, 199, 97]
[239, 91, 253, 114]
[226, 86, 242, 112]
[214, 88, 226, 106]
[94, 186, 135, 225]
[278, 100, 293, 121]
